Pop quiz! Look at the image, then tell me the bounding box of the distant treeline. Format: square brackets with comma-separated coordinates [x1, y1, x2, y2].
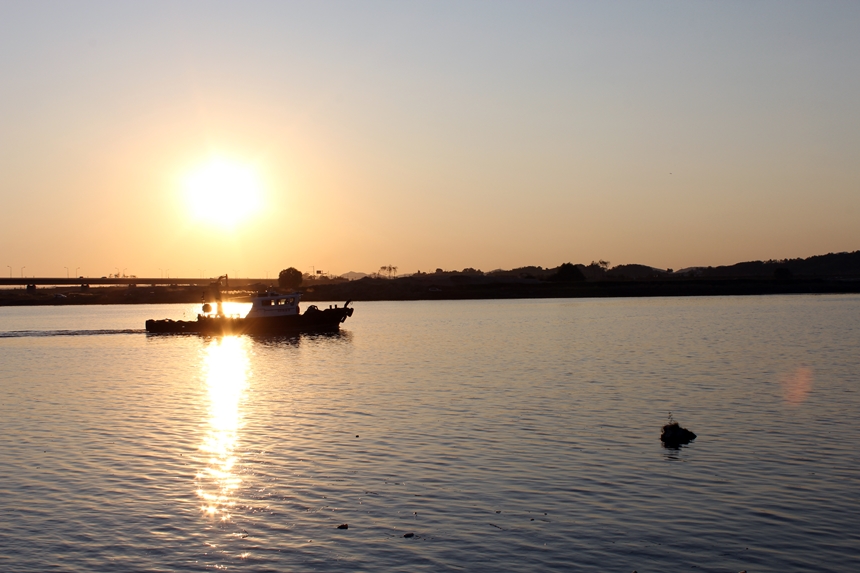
[673, 251, 860, 279]
[3, 250, 859, 307]
[291, 250, 860, 301]
[398, 250, 860, 282]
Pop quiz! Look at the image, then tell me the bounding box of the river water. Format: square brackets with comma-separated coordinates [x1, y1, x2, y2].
[0, 296, 858, 572]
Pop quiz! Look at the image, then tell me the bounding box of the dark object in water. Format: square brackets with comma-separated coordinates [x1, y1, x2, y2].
[661, 422, 696, 447]
[403, 532, 414, 538]
[146, 291, 354, 335]
[337, 523, 348, 529]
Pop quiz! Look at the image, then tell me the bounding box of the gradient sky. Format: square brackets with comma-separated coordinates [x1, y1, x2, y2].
[1, 1, 859, 278]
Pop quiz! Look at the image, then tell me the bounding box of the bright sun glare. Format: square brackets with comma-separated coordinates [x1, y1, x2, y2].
[184, 159, 263, 227]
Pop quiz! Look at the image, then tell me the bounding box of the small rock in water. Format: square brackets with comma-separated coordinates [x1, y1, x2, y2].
[337, 523, 348, 529]
[661, 421, 696, 447]
[403, 532, 414, 538]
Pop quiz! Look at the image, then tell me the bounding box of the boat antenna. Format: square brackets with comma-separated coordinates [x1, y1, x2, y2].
[214, 274, 228, 317]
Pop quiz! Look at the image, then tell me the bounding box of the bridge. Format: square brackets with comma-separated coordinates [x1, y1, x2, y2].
[0, 277, 274, 288]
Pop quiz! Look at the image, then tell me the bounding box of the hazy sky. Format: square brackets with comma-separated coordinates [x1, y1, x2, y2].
[1, 1, 859, 278]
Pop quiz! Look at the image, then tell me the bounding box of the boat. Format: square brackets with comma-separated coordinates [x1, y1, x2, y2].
[145, 290, 354, 335]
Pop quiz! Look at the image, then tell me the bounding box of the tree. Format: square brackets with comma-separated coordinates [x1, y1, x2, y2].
[278, 267, 303, 290]
[378, 265, 398, 279]
[549, 262, 586, 282]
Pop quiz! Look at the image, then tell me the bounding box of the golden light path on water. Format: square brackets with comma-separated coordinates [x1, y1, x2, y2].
[196, 336, 249, 521]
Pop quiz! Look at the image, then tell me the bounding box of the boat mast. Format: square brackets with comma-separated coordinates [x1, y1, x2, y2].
[205, 274, 229, 317]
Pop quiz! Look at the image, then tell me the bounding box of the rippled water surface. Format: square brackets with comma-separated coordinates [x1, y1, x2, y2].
[1, 296, 859, 572]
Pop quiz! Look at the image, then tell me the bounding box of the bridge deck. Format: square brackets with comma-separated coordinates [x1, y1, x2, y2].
[0, 278, 273, 287]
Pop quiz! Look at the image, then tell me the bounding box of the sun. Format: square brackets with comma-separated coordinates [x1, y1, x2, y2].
[183, 158, 263, 227]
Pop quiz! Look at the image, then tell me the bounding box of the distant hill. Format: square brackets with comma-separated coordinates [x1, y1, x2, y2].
[566, 251, 860, 280]
[605, 264, 670, 279]
[340, 271, 369, 281]
[487, 266, 552, 279]
[332, 250, 860, 285]
[696, 251, 860, 278]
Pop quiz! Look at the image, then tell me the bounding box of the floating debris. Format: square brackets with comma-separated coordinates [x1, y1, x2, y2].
[403, 532, 414, 538]
[337, 523, 348, 529]
[661, 413, 696, 447]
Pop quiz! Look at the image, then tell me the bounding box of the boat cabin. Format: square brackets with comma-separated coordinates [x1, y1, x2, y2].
[245, 292, 302, 318]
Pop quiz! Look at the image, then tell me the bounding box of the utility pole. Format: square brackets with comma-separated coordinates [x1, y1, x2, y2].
[20, 266, 25, 278]
[75, 267, 80, 277]
[158, 268, 163, 278]
[122, 268, 127, 278]
[64, 266, 69, 278]
[7, 266, 11, 278]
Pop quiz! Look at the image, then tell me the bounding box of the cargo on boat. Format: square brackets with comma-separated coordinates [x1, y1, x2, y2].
[145, 290, 353, 335]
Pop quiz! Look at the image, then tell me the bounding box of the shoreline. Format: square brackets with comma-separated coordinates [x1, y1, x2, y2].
[2, 277, 859, 306]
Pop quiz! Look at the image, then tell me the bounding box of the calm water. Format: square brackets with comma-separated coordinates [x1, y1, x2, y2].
[0, 296, 858, 572]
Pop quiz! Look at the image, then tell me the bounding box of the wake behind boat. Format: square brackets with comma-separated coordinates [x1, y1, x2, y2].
[145, 290, 353, 335]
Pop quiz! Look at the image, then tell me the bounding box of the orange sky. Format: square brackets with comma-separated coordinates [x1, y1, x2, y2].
[2, 2, 859, 278]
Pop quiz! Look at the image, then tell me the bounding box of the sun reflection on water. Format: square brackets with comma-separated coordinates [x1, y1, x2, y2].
[196, 336, 249, 521]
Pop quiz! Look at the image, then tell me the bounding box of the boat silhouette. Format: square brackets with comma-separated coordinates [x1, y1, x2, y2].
[146, 290, 353, 335]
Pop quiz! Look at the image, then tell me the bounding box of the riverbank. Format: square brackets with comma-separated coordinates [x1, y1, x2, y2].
[2, 276, 859, 306]
[307, 276, 860, 300]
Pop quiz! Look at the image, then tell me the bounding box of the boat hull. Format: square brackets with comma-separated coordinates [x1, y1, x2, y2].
[145, 306, 353, 335]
